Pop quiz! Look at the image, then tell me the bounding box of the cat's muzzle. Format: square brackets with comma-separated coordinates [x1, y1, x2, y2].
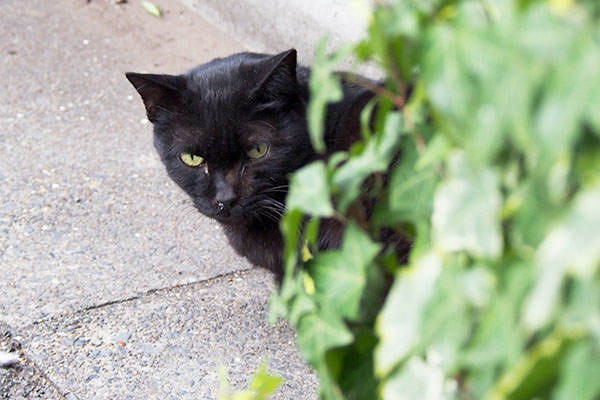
[212, 199, 235, 221]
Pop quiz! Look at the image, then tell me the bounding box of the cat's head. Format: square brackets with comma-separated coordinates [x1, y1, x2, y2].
[126, 49, 312, 224]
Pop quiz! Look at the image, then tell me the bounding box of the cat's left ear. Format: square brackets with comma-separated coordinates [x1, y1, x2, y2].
[125, 72, 186, 123]
[252, 49, 298, 101]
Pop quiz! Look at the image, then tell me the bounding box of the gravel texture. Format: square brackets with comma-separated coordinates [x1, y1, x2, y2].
[0, 0, 318, 398]
[0, 322, 63, 400]
[22, 269, 317, 399]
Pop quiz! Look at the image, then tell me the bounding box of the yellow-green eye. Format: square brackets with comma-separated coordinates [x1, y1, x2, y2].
[247, 143, 269, 159]
[180, 152, 204, 167]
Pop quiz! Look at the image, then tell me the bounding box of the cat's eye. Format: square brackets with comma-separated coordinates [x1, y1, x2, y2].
[180, 152, 204, 167]
[247, 143, 269, 159]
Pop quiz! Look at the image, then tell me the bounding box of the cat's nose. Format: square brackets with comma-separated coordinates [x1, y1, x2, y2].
[213, 198, 236, 218]
[214, 198, 234, 211]
[214, 191, 237, 213]
[214, 175, 237, 214]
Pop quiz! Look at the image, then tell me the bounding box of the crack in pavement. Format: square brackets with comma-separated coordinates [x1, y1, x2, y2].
[24, 266, 260, 330]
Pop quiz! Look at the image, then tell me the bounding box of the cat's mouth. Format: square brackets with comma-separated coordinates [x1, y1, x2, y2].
[192, 199, 245, 224]
[213, 206, 235, 222]
[192, 195, 286, 225]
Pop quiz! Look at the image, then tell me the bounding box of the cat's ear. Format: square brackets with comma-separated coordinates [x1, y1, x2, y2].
[252, 49, 298, 101]
[125, 72, 186, 123]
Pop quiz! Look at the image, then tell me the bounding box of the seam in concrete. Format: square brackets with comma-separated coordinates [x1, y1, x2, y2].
[1, 321, 68, 400]
[7, 266, 261, 399]
[77, 266, 259, 313]
[23, 356, 69, 400]
[24, 266, 258, 330]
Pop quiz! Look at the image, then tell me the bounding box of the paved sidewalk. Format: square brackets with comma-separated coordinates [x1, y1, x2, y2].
[0, 0, 317, 398]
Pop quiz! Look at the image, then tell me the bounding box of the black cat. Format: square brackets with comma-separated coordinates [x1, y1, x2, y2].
[126, 49, 409, 279]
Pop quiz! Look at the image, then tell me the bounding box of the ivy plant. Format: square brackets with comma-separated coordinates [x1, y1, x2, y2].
[269, 0, 600, 399]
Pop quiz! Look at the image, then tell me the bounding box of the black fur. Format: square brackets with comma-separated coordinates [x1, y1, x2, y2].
[126, 49, 407, 278]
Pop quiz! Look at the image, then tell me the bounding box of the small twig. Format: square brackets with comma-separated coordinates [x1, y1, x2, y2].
[479, 0, 497, 22]
[414, 132, 426, 153]
[342, 72, 407, 109]
[387, 55, 408, 100]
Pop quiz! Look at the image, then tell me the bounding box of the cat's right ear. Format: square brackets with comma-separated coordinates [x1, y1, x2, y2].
[125, 72, 186, 123]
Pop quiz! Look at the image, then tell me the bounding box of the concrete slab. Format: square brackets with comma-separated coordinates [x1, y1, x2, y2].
[180, 0, 369, 67]
[21, 269, 317, 399]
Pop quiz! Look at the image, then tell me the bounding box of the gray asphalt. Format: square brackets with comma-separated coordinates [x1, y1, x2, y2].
[0, 0, 317, 398]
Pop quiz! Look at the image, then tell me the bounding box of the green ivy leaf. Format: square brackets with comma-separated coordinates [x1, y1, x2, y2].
[511, 178, 560, 250]
[287, 161, 334, 217]
[461, 263, 532, 398]
[220, 363, 282, 400]
[419, 265, 478, 373]
[388, 137, 439, 225]
[523, 180, 600, 332]
[534, 36, 598, 167]
[308, 40, 353, 153]
[561, 279, 600, 343]
[288, 292, 317, 326]
[432, 151, 503, 259]
[381, 356, 450, 400]
[247, 364, 283, 399]
[554, 339, 600, 400]
[297, 308, 353, 366]
[311, 222, 381, 320]
[486, 329, 573, 400]
[330, 332, 379, 400]
[280, 209, 303, 282]
[375, 252, 442, 377]
[332, 111, 405, 213]
[586, 70, 600, 135]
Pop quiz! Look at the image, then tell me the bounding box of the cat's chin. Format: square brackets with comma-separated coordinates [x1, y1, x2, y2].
[196, 206, 250, 226]
[211, 214, 238, 224]
[209, 208, 272, 226]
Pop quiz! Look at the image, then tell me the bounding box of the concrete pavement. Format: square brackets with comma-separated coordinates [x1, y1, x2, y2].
[181, 0, 369, 67]
[0, 0, 317, 398]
